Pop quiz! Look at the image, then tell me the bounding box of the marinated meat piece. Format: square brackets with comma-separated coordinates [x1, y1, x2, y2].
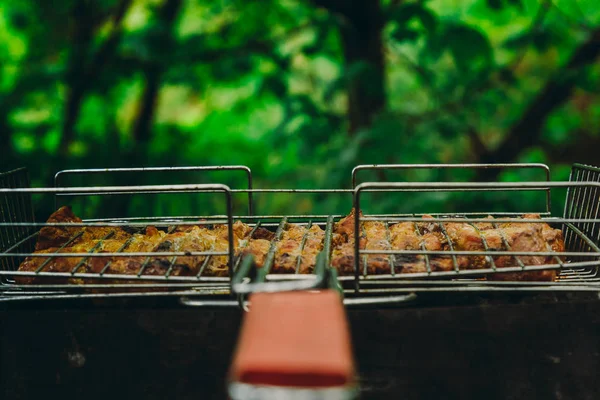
[272, 224, 307, 273]
[204, 238, 231, 277]
[151, 227, 214, 274]
[417, 216, 454, 272]
[35, 206, 82, 250]
[523, 214, 565, 254]
[331, 232, 346, 248]
[488, 215, 557, 281]
[272, 223, 326, 274]
[332, 210, 384, 275]
[298, 224, 325, 274]
[334, 208, 362, 238]
[233, 225, 277, 271]
[253, 227, 275, 241]
[363, 221, 392, 274]
[445, 222, 489, 270]
[36, 206, 131, 251]
[389, 222, 427, 274]
[474, 216, 495, 231]
[283, 224, 308, 242]
[331, 241, 361, 275]
[213, 221, 254, 242]
[204, 221, 255, 277]
[274, 239, 303, 273]
[241, 239, 271, 268]
[389, 222, 420, 250]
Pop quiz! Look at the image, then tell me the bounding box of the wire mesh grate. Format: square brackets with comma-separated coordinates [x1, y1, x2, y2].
[2, 163, 600, 301]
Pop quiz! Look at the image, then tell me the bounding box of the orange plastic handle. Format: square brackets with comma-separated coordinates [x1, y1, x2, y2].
[229, 290, 355, 388]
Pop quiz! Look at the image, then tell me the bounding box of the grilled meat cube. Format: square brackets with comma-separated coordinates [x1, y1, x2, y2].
[331, 210, 363, 275]
[203, 239, 231, 277]
[35, 206, 82, 250]
[298, 224, 325, 274]
[272, 224, 307, 273]
[389, 222, 427, 274]
[334, 208, 362, 238]
[149, 226, 214, 275]
[283, 224, 308, 242]
[488, 214, 558, 281]
[212, 221, 254, 242]
[274, 238, 302, 273]
[332, 211, 392, 275]
[241, 239, 271, 268]
[363, 221, 392, 274]
[417, 216, 455, 272]
[234, 225, 276, 270]
[390, 222, 420, 249]
[273, 223, 326, 274]
[203, 221, 254, 277]
[331, 240, 362, 275]
[445, 222, 489, 270]
[36, 206, 130, 251]
[523, 214, 565, 255]
[252, 227, 276, 241]
[474, 216, 495, 231]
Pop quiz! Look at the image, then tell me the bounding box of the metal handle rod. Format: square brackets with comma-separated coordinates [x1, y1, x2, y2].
[178, 293, 418, 308]
[352, 163, 552, 212]
[54, 165, 254, 215]
[178, 297, 240, 307]
[352, 163, 551, 187]
[343, 293, 417, 306]
[354, 181, 600, 191]
[6, 217, 600, 228]
[0, 183, 233, 194]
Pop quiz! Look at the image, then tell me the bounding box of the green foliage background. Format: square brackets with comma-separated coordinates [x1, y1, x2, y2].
[0, 0, 599, 219]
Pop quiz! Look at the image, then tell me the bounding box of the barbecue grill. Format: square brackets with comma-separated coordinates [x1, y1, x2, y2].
[2, 163, 600, 399]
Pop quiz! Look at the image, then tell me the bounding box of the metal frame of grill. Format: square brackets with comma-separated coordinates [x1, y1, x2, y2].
[1, 163, 600, 305]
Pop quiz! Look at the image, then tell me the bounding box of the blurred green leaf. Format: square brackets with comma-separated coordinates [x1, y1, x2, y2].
[486, 0, 523, 10]
[259, 74, 287, 98]
[389, 3, 437, 32]
[444, 23, 494, 71]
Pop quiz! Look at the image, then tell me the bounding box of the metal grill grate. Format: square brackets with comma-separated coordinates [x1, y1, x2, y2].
[2, 163, 600, 304]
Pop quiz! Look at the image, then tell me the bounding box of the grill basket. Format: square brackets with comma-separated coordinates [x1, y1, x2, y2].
[1, 163, 600, 306]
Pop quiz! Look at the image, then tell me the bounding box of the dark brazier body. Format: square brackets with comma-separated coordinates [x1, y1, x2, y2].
[1, 293, 599, 400]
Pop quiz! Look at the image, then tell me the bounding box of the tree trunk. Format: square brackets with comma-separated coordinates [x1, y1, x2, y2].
[312, 0, 386, 134]
[132, 0, 182, 146]
[59, 0, 94, 156]
[59, 0, 133, 156]
[339, 1, 386, 134]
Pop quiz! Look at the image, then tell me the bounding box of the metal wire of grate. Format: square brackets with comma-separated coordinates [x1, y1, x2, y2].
[0, 168, 35, 273]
